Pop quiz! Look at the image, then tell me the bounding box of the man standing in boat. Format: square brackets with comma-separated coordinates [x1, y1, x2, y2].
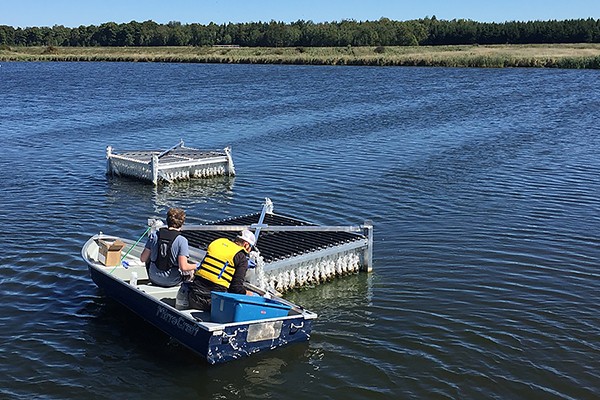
[140, 208, 198, 287]
[188, 229, 256, 311]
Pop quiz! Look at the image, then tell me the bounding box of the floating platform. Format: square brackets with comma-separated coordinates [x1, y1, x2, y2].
[183, 198, 373, 293]
[106, 140, 235, 185]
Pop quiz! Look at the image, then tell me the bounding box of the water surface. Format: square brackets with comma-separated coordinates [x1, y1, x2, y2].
[0, 62, 599, 399]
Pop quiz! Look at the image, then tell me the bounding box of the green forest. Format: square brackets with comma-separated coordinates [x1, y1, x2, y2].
[1, 17, 599, 48]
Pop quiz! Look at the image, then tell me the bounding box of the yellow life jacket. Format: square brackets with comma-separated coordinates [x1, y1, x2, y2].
[195, 238, 244, 288]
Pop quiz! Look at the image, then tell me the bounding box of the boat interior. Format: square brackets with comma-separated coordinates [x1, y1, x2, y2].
[84, 237, 307, 326]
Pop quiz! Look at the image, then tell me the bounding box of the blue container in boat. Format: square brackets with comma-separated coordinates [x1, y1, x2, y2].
[211, 292, 291, 323]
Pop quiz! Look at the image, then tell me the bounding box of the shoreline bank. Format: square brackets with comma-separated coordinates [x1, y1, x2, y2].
[2, 44, 600, 69]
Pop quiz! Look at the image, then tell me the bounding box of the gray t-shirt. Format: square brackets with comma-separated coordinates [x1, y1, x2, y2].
[145, 231, 190, 287]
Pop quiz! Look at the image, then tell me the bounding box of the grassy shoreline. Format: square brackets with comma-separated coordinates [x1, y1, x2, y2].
[2, 44, 600, 68]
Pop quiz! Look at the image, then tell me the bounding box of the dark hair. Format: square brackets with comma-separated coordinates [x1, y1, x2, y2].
[166, 208, 185, 229]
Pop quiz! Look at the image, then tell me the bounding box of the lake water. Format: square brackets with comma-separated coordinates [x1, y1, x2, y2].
[1, 61, 599, 399]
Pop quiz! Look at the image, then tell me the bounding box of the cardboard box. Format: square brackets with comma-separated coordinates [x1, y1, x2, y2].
[211, 292, 291, 323]
[98, 239, 126, 266]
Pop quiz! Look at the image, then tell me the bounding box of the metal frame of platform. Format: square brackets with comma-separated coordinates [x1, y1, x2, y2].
[106, 140, 235, 185]
[183, 198, 373, 293]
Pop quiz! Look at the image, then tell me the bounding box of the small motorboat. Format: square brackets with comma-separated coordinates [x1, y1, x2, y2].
[81, 230, 316, 364]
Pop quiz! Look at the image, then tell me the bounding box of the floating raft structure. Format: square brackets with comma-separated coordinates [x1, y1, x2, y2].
[106, 140, 235, 185]
[183, 198, 373, 293]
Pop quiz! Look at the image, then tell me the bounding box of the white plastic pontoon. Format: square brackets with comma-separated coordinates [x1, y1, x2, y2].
[106, 140, 235, 185]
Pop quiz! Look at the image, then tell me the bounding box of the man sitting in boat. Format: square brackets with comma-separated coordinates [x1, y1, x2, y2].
[188, 229, 257, 311]
[140, 208, 198, 287]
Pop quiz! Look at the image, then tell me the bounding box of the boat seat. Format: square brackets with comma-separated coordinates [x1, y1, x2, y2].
[100, 265, 149, 281]
[137, 284, 177, 296]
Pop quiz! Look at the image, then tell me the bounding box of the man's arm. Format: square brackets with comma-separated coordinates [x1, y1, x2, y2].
[229, 250, 252, 295]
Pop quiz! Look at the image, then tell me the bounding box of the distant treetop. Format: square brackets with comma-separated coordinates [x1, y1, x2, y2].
[1, 18, 599, 47]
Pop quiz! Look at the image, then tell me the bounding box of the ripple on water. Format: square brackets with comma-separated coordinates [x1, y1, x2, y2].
[1, 64, 600, 399]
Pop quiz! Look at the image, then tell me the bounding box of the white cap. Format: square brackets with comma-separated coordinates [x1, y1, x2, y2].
[237, 229, 256, 247]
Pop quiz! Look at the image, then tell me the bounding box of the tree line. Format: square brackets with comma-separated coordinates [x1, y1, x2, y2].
[1, 17, 599, 48]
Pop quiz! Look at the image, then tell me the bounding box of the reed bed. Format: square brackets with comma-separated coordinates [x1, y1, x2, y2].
[2, 44, 600, 69]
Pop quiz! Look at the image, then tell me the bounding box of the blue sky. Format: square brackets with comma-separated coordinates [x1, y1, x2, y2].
[4, 0, 600, 28]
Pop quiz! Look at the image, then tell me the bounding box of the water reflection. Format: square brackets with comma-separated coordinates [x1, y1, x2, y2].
[285, 273, 374, 312]
[151, 177, 235, 209]
[105, 175, 234, 208]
